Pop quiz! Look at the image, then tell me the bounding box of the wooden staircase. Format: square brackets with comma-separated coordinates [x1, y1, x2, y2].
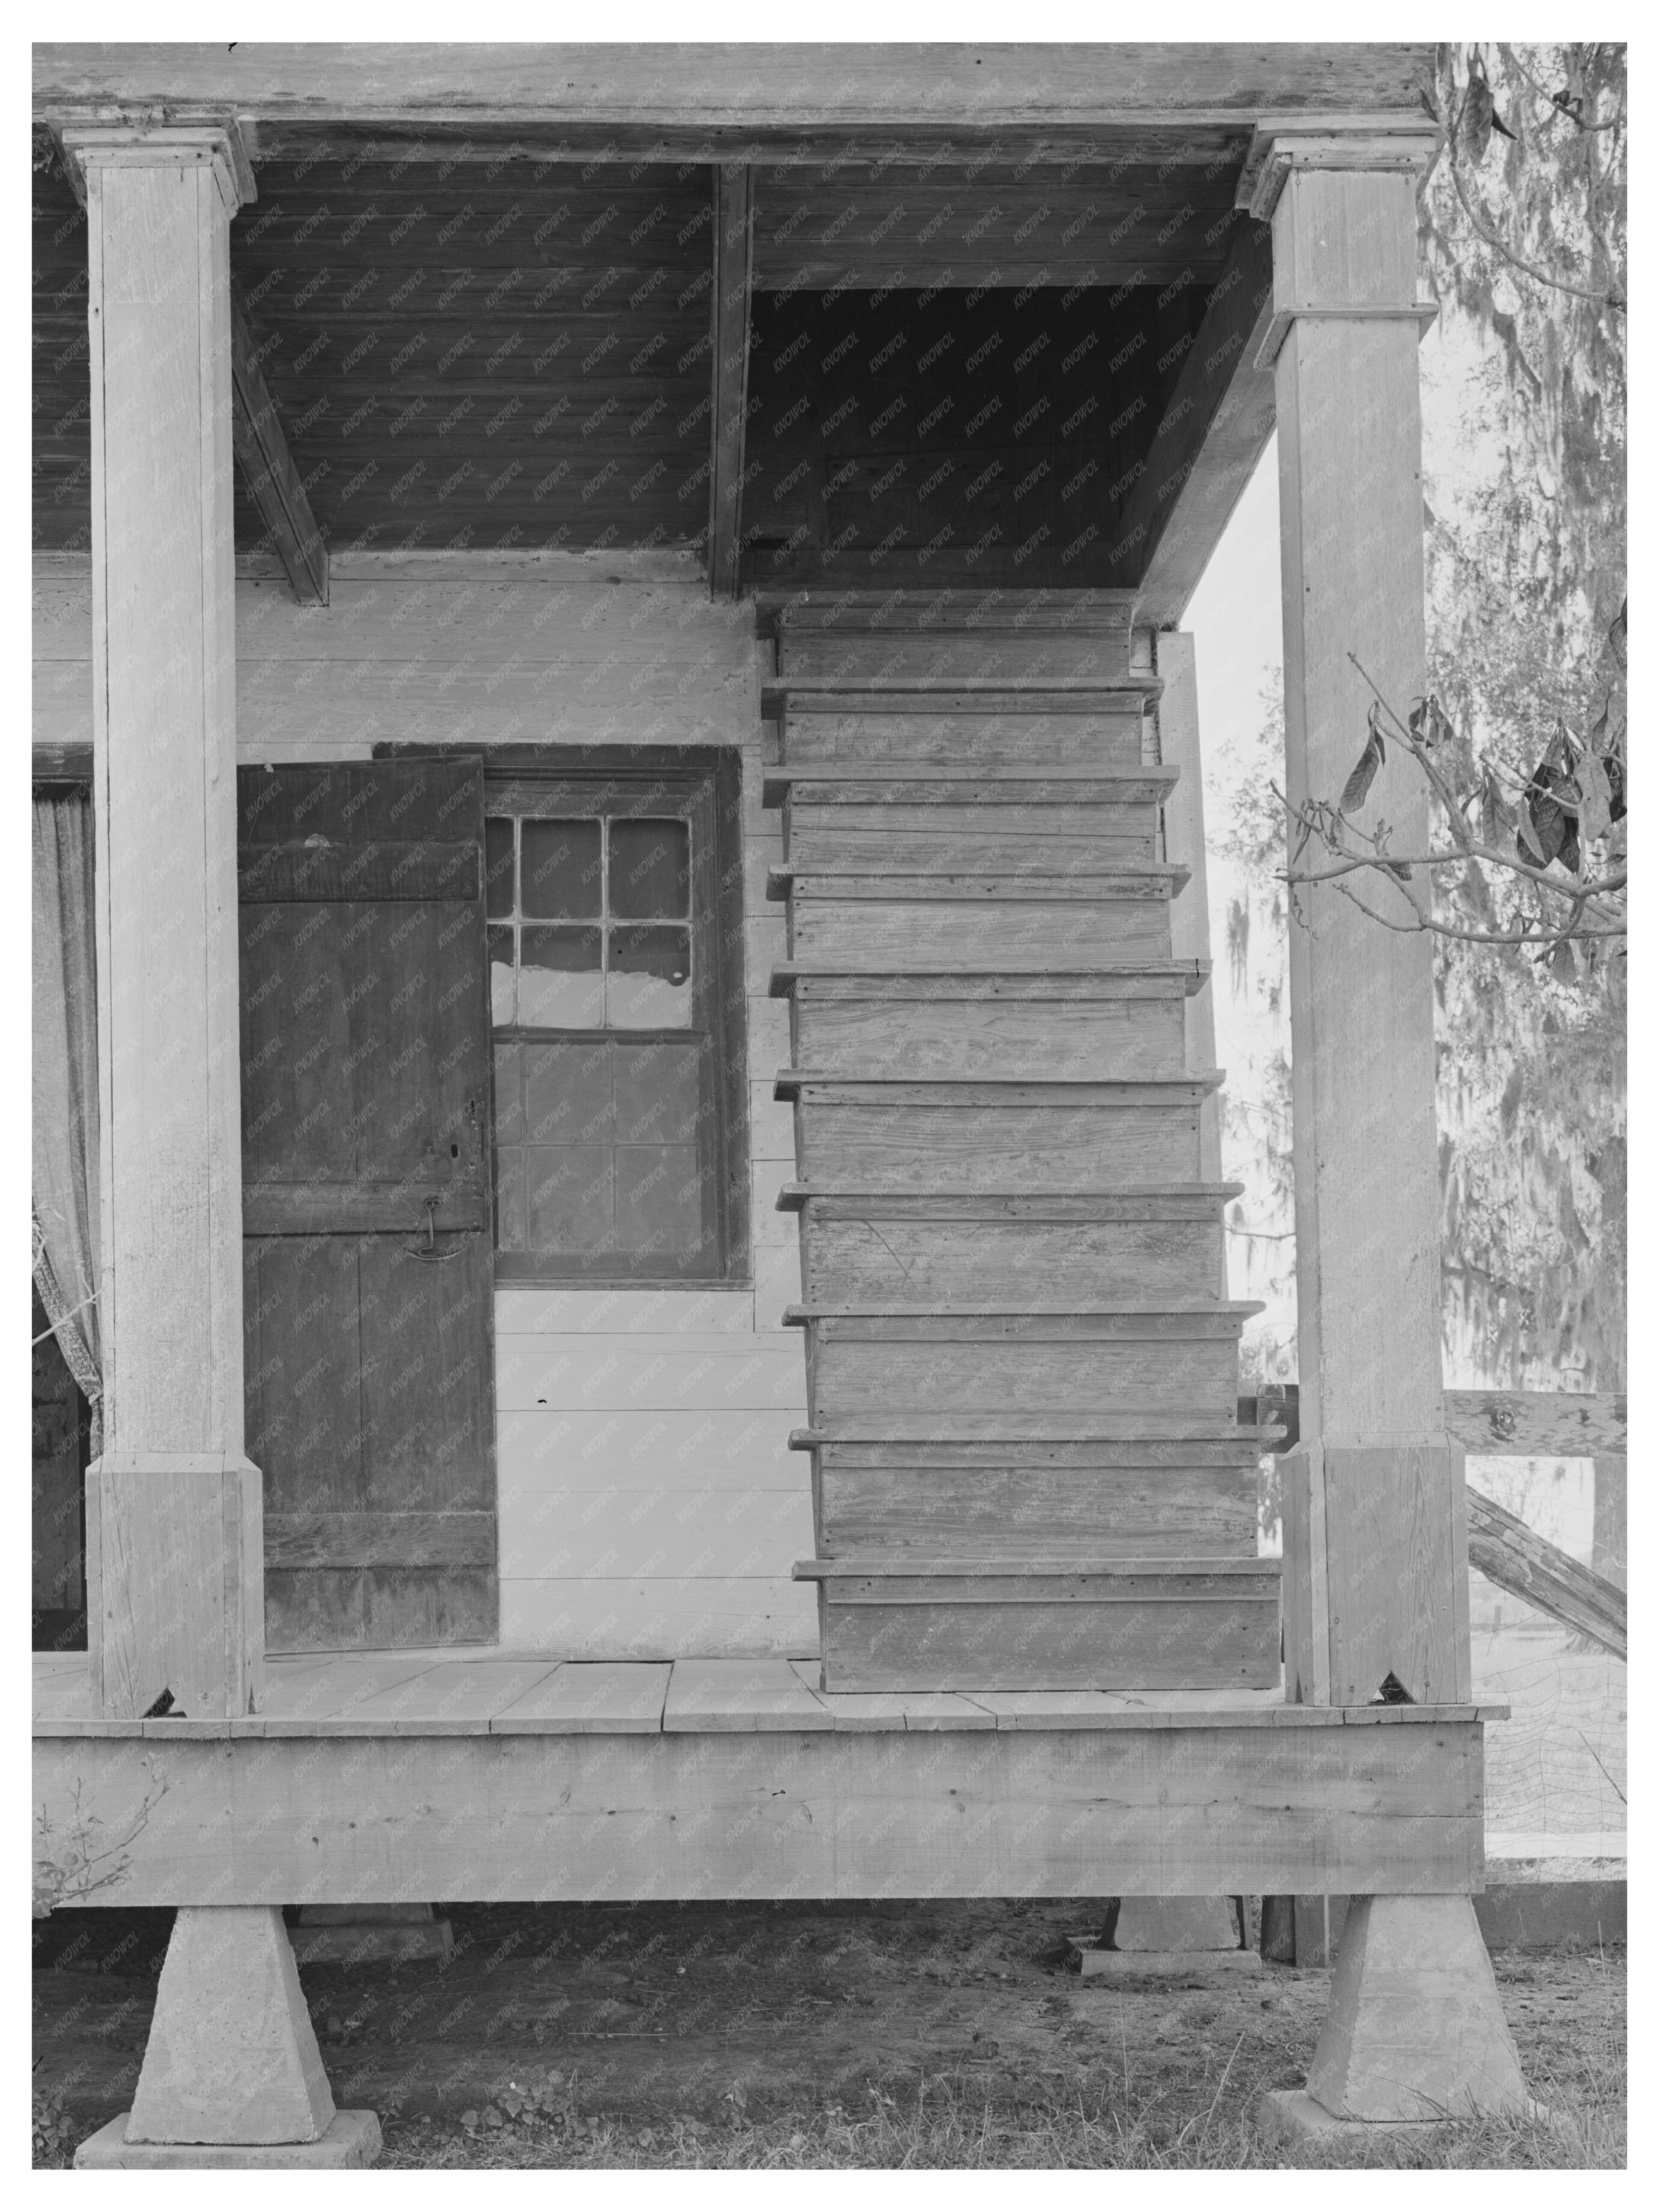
[762, 597, 1280, 1692]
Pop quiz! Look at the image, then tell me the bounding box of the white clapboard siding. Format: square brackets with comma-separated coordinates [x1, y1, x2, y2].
[31, 562, 763, 759]
[497, 1409, 807, 1493]
[496, 1333, 808, 1412]
[501, 1488, 816, 1580]
[496, 1286, 761, 1338]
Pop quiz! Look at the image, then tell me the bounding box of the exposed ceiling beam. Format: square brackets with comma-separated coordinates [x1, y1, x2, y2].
[230, 291, 328, 606]
[707, 164, 753, 600]
[1111, 218, 1277, 629]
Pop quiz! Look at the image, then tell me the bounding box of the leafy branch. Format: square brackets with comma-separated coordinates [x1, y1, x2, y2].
[1428, 46, 1626, 313]
[1277, 613, 1627, 979]
[34, 1768, 167, 1918]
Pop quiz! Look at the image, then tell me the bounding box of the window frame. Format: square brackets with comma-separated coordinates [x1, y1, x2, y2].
[480, 745, 751, 1288]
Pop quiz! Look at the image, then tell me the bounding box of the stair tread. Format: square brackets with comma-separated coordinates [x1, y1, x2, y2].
[767, 866, 1188, 901]
[791, 1429, 1282, 1449]
[778, 1182, 1244, 1208]
[787, 1292, 1265, 1309]
[793, 1556, 1280, 1580]
[771, 959, 1210, 998]
[774, 1068, 1226, 1100]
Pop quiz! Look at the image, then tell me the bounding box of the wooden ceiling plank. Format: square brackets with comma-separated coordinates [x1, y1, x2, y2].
[1113, 220, 1277, 629]
[230, 291, 328, 605]
[707, 164, 754, 599]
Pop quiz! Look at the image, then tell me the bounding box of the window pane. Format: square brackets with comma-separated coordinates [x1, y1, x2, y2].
[484, 818, 515, 920]
[493, 1040, 525, 1146]
[521, 818, 602, 919]
[614, 1145, 705, 1259]
[487, 924, 516, 1026]
[494, 1144, 526, 1253]
[613, 1039, 701, 1145]
[526, 1145, 613, 1254]
[610, 817, 690, 919]
[524, 1037, 612, 1144]
[608, 925, 691, 1028]
[519, 924, 603, 1026]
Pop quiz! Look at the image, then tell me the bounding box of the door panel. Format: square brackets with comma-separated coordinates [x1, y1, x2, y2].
[239, 759, 497, 1651]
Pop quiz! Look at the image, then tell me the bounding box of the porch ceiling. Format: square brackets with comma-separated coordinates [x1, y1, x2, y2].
[31, 43, 1433, 597]
[31, 147, 1226, 584]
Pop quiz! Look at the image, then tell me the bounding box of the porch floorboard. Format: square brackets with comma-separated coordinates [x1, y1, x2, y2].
[33, 1650, 1504, 1737]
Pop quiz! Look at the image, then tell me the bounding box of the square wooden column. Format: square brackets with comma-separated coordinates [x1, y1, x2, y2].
[1256, 134, 1470, 1706]
[63, 124, 261, 1720]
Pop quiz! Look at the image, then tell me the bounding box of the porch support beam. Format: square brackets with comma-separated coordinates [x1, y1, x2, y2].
[707, 162, 753, 598]
[1262, 121, 1526, 2133]
[64, 121, 262, 1722]
[1265, 132, 1463, 1710]
[230, 291, 328, 605]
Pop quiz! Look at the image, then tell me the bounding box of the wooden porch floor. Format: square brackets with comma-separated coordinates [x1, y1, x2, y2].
[33, 1650, 1503, 1738]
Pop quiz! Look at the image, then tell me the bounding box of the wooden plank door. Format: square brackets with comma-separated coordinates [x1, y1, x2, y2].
[238, 759, 497, 1650]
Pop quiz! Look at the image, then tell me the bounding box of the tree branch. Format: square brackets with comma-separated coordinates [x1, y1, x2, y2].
[1446, 129, 1625, 310]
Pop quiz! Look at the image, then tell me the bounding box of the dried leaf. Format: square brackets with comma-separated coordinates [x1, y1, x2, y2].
[1577, 749, 1612, 844]
[1520, 745, 1583, 872]
[1549, 935, 1579, 985]
[1462, 69, 1496, 164]
[1609, 597, 1627, 666]
[1479, 766, 1519, 849]
[1515, 796, 1548, 866]
[1341, 727, 1385, 813]
[1408, 693, 1454, 747]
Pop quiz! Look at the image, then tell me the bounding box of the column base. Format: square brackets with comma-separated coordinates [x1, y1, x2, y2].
[1078, 1895, 1257, 1975]
[127, 1906, 335, 2145]
[1303, 1895, 1529, 2122]
[1257, 2089, 1553, 2146]
[75, 2112, 381, 2170]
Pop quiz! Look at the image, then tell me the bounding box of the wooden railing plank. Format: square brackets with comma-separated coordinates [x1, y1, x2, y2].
[1465, 1489, 1627, 1662]
[1445, 1389, 1626, 1458]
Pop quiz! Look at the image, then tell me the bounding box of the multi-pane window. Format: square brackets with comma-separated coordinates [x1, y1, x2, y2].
[485, 814, 693, 1030]
[486, 758, 747, 1281]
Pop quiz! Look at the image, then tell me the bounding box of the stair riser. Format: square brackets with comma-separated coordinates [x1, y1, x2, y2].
[813, 1461, 1258, 1557]
[805, 1335, 1241, 1420]
[817, 1589, 1282, 1692]
[773, 641, 1139, 681]
[784, 799, 1160, 841]
[783, 828, 1159, 872]
[790, 995, 1187, 1078]
[776, 712, 1146, 770]
[787, 900, 1173, 963]
[792, 1102, 1204, 1187]
[798, 1216, 1224, 1302]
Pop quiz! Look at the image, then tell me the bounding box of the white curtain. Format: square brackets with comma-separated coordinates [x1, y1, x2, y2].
[33, 792, 102, 1455]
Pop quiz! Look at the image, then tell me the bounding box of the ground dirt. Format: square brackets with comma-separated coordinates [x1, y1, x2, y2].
[32, 1900, 1625, 2169]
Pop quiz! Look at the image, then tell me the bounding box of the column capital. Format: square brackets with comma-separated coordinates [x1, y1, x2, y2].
[53, 117, 255, 218]
[1236, 115, 1440, 223]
